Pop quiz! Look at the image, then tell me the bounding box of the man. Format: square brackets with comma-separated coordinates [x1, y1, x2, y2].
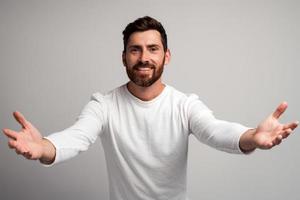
[2, 16, 299, 200]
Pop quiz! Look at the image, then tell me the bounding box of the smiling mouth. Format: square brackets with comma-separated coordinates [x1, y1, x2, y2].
[134, 67, 153, 77]
[136, 67, 152, 71]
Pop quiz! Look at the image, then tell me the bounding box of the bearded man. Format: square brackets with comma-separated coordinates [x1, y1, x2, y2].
[3, 16, 298, 200]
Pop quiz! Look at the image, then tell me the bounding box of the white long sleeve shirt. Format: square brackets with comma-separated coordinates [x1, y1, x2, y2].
[44, 84, 249, 200]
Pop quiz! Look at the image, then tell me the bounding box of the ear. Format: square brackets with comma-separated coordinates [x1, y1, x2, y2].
[122, 52, 126, 67]
[164, 49, 171, 65]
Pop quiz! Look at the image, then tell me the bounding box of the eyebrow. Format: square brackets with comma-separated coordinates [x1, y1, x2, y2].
[128, 44, 161, 49]
[128, 45, 141, 49]
[147, 44, 160, 49]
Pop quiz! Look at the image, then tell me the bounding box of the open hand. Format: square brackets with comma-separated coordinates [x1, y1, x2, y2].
[2, 111, 44, 160]
[253, 102, 298, 149]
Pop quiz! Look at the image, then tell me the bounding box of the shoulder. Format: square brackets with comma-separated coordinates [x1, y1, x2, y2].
[82, 86, 123, 121]
[167, 85, 211, 114]
[91, 85, 124, 103]
[167, 85, 203, 104]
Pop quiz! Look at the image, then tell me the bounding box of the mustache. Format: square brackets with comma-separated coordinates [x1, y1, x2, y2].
[133, 62, 155, 70]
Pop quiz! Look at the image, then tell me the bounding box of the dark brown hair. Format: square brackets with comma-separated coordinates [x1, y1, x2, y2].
[122, 16, 168, 52]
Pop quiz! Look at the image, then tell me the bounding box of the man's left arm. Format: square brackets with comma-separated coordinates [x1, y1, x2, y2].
[239, 102, 298, 153]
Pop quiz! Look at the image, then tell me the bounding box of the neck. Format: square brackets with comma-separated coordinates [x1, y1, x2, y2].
[127, 79, 165, 101]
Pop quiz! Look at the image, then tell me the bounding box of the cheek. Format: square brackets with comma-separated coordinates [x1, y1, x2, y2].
[155, 55, 165, 65]
[125, 55, 139, 66]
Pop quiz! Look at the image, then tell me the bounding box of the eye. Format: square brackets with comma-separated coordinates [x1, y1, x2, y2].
[149, 47, 159, 52]
[129, 48, 140, 54]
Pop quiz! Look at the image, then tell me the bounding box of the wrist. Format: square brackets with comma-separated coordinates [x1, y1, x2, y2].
[39, 138, 56, 165]
[239, 128, 257, 153]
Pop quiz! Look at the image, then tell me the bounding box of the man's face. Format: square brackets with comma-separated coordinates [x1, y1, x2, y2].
[123, 30, 170, 87]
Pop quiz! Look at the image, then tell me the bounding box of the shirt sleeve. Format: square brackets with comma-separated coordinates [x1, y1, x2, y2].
[42, 93, 107, 166]
[187, 94, 250, 154]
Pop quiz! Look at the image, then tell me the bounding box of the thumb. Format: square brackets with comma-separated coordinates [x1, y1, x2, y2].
[272, 102, 288, 119]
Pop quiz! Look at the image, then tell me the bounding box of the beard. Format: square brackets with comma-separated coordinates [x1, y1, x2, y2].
[125, 57, 165, 87]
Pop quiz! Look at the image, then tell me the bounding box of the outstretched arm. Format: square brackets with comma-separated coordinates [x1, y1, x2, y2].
[2, 111, 56, 164]
[239, 102, 299, 153]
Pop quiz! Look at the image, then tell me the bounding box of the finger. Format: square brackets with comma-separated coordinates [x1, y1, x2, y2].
[280, 128, 292, 139]
[15, 147, 28, 155]
[24, 152, 33, 159]
[8, 139, 17, 149]
[2, 129, 18, 140]
[274, 135, 283, 145]
[276, 139, 282, 145]
[266, 142, 274, 149]
[283, 121, 299, 131]
[15, 149, 21, 155]
[24, 153, 30, 159]
[272, 102, 288, 119]
[13, 111, 28, 129]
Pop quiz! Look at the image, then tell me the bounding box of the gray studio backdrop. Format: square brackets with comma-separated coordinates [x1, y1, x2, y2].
[1, 0, 299, 200]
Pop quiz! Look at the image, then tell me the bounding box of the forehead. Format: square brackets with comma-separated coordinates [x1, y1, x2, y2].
[127, 30, 163, 47]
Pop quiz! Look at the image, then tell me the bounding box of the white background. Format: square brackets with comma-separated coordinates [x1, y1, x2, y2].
[0, 0, 299, 199]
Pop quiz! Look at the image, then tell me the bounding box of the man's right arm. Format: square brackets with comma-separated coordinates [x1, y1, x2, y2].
[3, 94, 106, 165]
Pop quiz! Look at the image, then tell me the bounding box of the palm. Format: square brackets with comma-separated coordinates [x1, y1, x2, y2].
[252, 102, 298, 149]
[3, 112, 43, 160]
[254, 116, 282, 149]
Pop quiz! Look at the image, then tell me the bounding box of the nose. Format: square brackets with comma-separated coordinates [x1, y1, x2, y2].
[139, 50, 150, 63]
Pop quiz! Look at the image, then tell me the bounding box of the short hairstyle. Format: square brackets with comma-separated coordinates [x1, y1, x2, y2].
[122, 16, 168, 52]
